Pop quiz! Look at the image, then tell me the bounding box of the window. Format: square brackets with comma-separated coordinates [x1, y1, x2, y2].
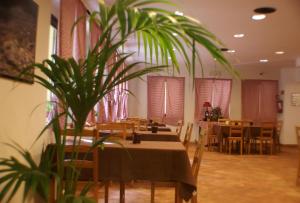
[242, 80, 278, 122]
[194, 79, 232, 121]
[147, 76, 185, 125]
[46, 15, 58, 123]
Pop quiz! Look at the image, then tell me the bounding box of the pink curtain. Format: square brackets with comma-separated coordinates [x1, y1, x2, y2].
[212, 80, 232, 117]
[194, 79, 232, 121]
[59, 0, 76, 58]
[166, 77, 185, 125]
[194, 79, 213, 121]
[58, 0, 87, 126]
[73, 0, 86, 61]
[87, 23, 102, 124]
[260, 81, 278, 122]
[147, 76, 165, 121]
[242, 80, 260, 121]
[242, 80, 278, 122]
[60, 0, 86, 60]
[98, 53, 128, 123]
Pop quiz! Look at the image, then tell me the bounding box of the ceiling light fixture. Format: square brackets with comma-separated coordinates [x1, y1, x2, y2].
[254, 7, 277, 14]
[234, 33, 244, 38]
[227, 49, 236, 53]
[220, 48, 229, 52]
[174, 11, 184, 16]
[275, 51, 285, 55]
[252, 14, 266, 21]
[259, 59, 269, 63]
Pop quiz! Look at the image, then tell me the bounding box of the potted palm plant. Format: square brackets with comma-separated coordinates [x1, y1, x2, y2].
[0, 0, 236, 202]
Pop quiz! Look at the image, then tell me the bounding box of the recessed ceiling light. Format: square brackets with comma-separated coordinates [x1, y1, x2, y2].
[254, 7, 276, 14]
[172, 33, 178, 36]
[220, 48, 229, 52]
[259, 59, 269, 63]
[227, 49, 236, 53]
[252, 14, 266, 21]
[234, 33, 244, 38]
[275, 51, 285, 55]
[174, 11, 184, 16]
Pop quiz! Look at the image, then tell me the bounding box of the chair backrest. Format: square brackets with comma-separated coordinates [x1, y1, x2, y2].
[229, 120, 243, 126]
[96, 122, 133, 139]
[183, 122, 193, 149]
[61, 128, 99, 179]
[229, 125, 243, 138]
[175, 120, 183, 136]
[242, 120, 253, 127]
[192, 129, 205, 178]
[260, 122, 275, 138]
[61, 128, 99, 199]
[218, 118, 229, 124]
[276, 120, 283, 136]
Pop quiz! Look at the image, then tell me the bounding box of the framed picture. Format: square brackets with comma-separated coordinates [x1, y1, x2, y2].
[291, 93, 300, 106]
[0, 0, 39, 84]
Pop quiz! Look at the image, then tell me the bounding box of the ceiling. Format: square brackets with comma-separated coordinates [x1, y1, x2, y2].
[88, 0, 300, 71]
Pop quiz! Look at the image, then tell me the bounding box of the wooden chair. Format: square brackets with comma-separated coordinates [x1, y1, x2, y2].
[95, 123, 134, 203]
[227, 124, 243, 155]
[275, 120, 283, 153]
[151, 127, 204, 203]
[190, 127, 205, 203]
[61, 128, 99, 201]
[96, 122, 134, 140]
[242, 120, 253, 154]
[183, 122, 194, 151]
[175, 120, 183, 137]
[207, 122, 218, 151]
[218, 118, 230, 124]
[257, 122, 275, 155]
[125, 117, 142, 130]
[295, 126, 300, 186]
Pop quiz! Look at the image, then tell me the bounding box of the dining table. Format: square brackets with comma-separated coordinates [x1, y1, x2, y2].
[48, 140, 196, 202]
[139, 126, 172, 132]
[213, 123, 271, 152]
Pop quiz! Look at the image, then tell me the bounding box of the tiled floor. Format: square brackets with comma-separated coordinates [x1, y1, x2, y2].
[94, 146, 300, 203]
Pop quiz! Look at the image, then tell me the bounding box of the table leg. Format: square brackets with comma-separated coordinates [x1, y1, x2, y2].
[120, 181, 125, 203]
[151, 182, 155, 203]
[175, 183, 183, 203]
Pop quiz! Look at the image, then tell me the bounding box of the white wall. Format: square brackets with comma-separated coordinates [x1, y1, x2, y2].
[128, 64, 281, 141]
[0, 0, 51, 201]
[280, 68, 300, 145]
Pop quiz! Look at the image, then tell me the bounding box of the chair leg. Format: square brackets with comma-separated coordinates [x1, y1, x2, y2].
[49, 178, 55, 203]
[120, 182, 125, 203]
[191, 194, 197, 203]
[105, 182, 109, 203]
[297, 155, 300, 186]
[240, 139, 243, 155]
[260, 140, 263, 155]
[151, 182, 155, 203]
[229, 140, 232, 154]
[270, 140, 273, 155]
